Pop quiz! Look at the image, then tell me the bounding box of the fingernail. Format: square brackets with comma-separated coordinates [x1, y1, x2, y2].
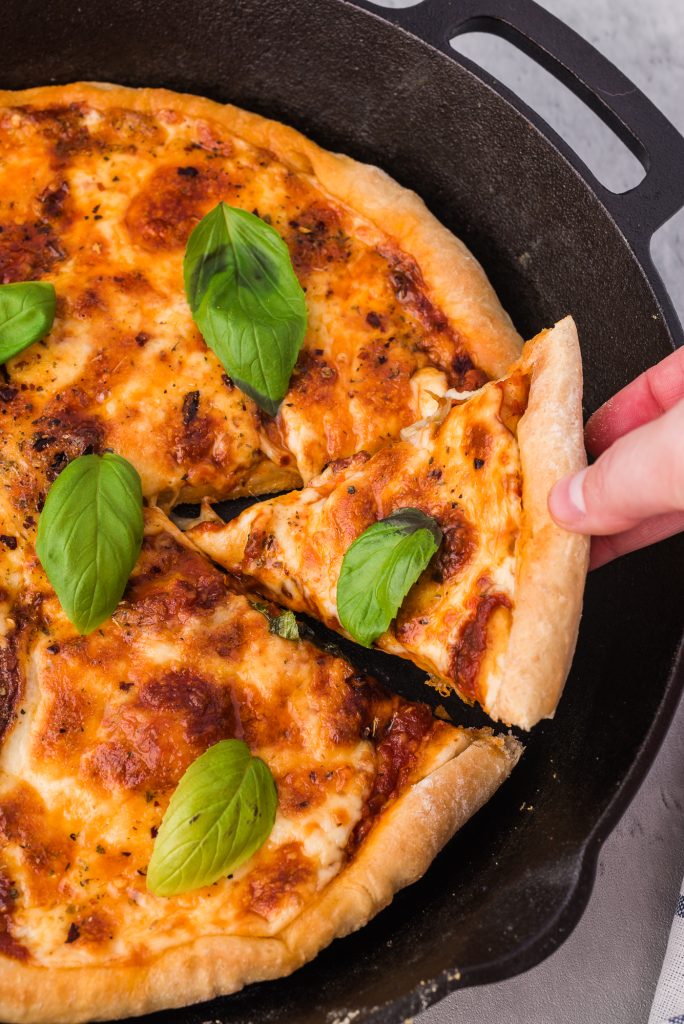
[549, 468, 588, 524]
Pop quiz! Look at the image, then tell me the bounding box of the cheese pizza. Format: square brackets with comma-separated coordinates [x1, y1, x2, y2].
[190, 318, 589, 730]
[0, 78, 582, 1024]
[0, 509, 520, 1023]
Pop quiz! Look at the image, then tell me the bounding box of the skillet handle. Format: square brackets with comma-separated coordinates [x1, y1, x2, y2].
[351, 0, 684, 244]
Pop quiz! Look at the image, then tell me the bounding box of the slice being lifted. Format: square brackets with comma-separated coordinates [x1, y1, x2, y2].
[0, 509, 520, 1023]
[191, 317, 589, 730]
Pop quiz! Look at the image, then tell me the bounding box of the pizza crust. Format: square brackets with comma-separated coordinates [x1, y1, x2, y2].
[0, 81, 522, 379]
[0, 734, 520, 1023]
[482, 316, 590, 729]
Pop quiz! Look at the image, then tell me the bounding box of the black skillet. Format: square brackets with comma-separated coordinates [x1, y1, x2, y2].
[3, 0, 684, 1021]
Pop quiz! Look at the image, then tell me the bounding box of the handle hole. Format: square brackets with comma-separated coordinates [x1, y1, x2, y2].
[450, 31, 646, 194]
[363, 0, 426, 7]
[651, 207, 684, 330]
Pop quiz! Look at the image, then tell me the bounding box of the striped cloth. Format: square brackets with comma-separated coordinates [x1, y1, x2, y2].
[650, 892, 684, 1023]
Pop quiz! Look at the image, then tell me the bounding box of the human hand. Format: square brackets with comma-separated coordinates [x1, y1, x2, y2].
[548, 345, 684, 569]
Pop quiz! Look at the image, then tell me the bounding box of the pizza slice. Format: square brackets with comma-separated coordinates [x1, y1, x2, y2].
[0, 82, 521, 510]
[0, 508, 520, 1023]
[190, 317, 589, 730]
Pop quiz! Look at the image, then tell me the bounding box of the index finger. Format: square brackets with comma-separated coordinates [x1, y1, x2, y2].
[585, 344, 684, 456]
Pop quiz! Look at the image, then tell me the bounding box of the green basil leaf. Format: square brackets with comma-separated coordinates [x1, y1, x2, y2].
[35, 452, 144, 634]
[337, 508, 442, 647]
[0, 282, 56, 364]
[184, 203, 307, 416]
[147, 739, 277, 897]
[269, 609, 299, 640]
[252, 601, 300, 641]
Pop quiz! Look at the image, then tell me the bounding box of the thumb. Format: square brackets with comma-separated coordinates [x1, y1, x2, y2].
[549, 397, 684, 535]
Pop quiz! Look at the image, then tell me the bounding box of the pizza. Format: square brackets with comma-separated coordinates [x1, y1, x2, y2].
[190, 318, 589, 730]
[0, 81, 520, 510]
[0, 80, 583, 1023]
[0, 509, 520, 1023]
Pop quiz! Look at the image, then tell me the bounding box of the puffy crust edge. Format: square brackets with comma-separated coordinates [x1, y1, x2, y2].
[483, 316, 590, 729]
[0, 81, 522, 378]
[0, 733, 521, 1023]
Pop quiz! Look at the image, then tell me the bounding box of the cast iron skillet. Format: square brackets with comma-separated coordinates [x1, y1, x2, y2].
[4, 0, 684, 1021]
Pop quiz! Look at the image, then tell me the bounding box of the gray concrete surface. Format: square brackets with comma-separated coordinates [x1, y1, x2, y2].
[371, 1, 684, 1021]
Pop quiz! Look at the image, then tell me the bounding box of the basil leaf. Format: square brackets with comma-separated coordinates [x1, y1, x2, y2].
[337, 508, 442, 647]
[147, 739, 277, 897]
[184, 203, 307, 416]
[36, 452, 144, 634]
[0, 282, 56, 364]
[270, 609, 299, 640]
[253, 601, 300, 641]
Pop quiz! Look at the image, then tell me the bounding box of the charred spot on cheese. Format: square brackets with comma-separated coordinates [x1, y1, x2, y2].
[380, 245, 487, 391]
[289, 349, 339, 401]
[0, 784, 70, 885]
[125, 164, 237, 251]
[0, 630, 22, 741]
[14, 103, 93, 163]
[243, 842, 314, 921]
[28, 409, 105, 481]
[102, 107, 165, 144]
[319, 666, 384, 747]
[451, 592, 512, 701]
[37, 673, 90, 759]
[277, 766, 351, 815]
[0, 220, 66, 283]
[348, 702, 434, 852]
[287, 203, 350, 276]
[68, 911, 114, 944]
[434, 517, 477, 582]
[37, 180, 71, 221]
[464, 423, 492, 471]
[82, 668, 237, 794]
[0, 873, 29, 961]
[139, 670, 236, 746]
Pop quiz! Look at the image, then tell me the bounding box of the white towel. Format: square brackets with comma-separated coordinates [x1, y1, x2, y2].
[650, 889, 684, 1023]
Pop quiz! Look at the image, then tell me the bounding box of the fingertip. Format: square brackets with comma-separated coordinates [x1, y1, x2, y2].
[548, 469, 588, 529]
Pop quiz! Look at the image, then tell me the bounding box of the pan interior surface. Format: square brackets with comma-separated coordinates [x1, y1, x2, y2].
[2, 1, 683, 1022]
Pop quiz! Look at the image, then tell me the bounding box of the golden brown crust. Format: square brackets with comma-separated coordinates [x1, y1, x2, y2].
[0, 732, 520, 1023]
[0, 80, 521, 382]
[482, 317, 589, 728]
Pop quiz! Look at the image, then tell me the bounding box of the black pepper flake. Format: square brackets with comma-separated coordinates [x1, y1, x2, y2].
[177, 166, 199, 177]
[473, 458, 485, 470]
[182, 390, 200, 426]
[0, 535, 17, 550]
[0, 386, 17, 403]
[347, 486, 356, 494]
[119, 681, 134, 691]
[69, 833, 78, 842]
[366, 311, 382, 329]
[32, 434, 56, 451]
[150, 825, 158, 838]
[120, 851, 131, 857]
[65, 923, 80, 944]
[93, 214, 102, 221]
[135, 332, 150, 347]
[95, 844, 106, 855]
